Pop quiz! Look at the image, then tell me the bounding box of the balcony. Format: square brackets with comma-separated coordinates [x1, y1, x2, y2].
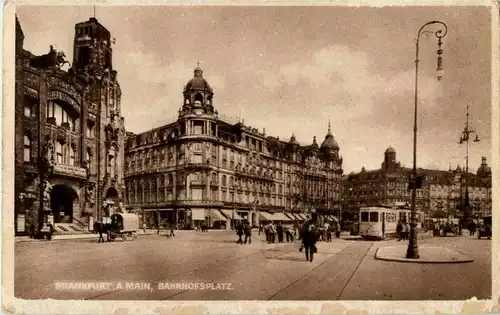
[185, 162, 211, 171]
[52, 163, 87, 180]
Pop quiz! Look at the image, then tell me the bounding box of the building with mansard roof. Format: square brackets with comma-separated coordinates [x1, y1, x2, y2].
[124, 65, 344, 229]
[15, 16, 126, 235]
[342, 147, 492, 220]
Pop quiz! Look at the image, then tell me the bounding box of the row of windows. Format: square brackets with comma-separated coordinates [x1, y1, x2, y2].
[24, 136, 78, 166]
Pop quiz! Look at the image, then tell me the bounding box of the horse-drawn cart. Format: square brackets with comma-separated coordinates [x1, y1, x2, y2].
[108, 213, 139, 241]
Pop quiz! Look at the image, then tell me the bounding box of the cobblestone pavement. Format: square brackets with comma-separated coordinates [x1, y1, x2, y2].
[14, 230, 490, 300]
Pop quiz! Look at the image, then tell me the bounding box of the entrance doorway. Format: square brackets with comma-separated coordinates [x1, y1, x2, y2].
[50, 185, 78, 223]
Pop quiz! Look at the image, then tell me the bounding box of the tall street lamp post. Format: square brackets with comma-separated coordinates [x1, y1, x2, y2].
[407, 20, 448, 259]
[458, 104, 480, 221]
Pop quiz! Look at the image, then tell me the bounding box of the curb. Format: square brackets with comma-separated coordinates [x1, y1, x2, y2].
[374, 247, 474, 264]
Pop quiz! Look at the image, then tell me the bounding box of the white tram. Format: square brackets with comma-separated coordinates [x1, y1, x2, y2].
[359, 205, 424, 240]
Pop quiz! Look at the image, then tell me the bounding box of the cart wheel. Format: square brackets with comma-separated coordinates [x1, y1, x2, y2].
[133, 232, 137, 240]
[122, 234, 127, 241]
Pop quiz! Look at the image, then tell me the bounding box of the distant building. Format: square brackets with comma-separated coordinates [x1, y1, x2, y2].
[15, 16, 126, 235]
[342, 147, 492, 219]
[124, 65, 344, 228]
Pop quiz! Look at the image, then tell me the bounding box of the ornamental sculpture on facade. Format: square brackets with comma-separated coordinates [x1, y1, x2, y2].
[29, 45, 71, 69]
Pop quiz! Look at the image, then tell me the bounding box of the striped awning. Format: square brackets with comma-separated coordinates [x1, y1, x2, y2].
[284, 213, 297, 220]
[297, 213, 307, 221]
[220, 209, 243, 220]
[208, 209, 226, 221]
[274, 212, 292, 221]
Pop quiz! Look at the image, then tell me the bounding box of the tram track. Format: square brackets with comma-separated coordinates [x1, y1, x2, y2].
[86, 243, 291, 300]
[266, 241, 359, 300]
[335, 242, 373, 300]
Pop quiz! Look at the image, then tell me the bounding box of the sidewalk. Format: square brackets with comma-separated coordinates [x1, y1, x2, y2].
[15, 229, 183, 243]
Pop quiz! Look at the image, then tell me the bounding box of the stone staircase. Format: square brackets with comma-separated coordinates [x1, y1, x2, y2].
[54, 219, 90, 235]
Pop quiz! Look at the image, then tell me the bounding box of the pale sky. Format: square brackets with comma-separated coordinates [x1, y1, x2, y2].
[17, 5, 492, 174]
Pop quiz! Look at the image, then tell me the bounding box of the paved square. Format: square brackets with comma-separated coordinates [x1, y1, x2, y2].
[15, 231, 491, 300]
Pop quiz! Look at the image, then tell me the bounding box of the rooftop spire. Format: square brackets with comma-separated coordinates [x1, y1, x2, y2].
[328, 119, 331, 133]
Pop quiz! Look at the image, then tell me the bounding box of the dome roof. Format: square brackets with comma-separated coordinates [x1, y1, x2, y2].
[184, 64, 213, 92]
[477, 157, 492, 176]
[477, 165, 492, 175]
[385, 146, 396, 154]
[289, 133, 299, 145]
[321, 131, 339, 150]
[320, 122, 339, 150]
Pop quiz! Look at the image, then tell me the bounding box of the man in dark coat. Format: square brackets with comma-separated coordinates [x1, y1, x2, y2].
[301, 217, 317, 262]
[276, 222, 284, 243]
[236, 223, 244, 244]
[244, 222, 252, 244]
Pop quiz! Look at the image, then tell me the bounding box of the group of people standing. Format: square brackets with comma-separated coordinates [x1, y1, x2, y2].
[396, 220, 410, 241]
[260, 222, 295, 243]
[236, 221, 253, 244]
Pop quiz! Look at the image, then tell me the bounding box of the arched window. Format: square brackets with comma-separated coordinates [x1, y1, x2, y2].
[46, 101, 77, 131]
[222, 175, 227, 186]
[194, 93, 203, 104]
[24, 136, 32, 162]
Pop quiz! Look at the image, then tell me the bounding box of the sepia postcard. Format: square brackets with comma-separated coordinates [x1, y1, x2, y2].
[2, 0, 499, 314]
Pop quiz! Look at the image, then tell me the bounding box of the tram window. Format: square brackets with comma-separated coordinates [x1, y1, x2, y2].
[361, 212, 369, 222]
[370, 212, 379, 222]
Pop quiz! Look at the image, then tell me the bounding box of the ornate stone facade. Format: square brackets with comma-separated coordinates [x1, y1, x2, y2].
[342, 147, 492, 220]
[14, 16, 125, 235]
[124, 66, 344, 229]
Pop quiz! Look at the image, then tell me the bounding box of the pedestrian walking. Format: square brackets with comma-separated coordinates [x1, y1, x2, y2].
[277, 222, 284, 243]
[29, 222, 36, 239]
[236, 223, 244, 244]
[301, 216, 317, 262]
[270, 223, 276, 243]
[258, 222, 264, 235]
[284, 226, 293, 242]
[396, 220, 403, 241]
[335, 221, 341, 238]
[169, 223, 176, 238]
[143, 223, 147, 233]
[244, 222, 252, 244]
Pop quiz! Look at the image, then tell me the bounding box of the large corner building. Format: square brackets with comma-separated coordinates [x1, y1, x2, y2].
[15, 16, 126, 235]
[342, 147, 492, 220]
[124, 65, 344, 228]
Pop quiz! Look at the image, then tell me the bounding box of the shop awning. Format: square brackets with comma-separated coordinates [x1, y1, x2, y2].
[295, 213, 306, 221]
[209, 209, 226, 221]
[259, 212, 275, 221]
[274, 212, 292, 221]
[284, 213, 297, 220]
[192, 209, 206, 221]
[220, 209, 243, 220]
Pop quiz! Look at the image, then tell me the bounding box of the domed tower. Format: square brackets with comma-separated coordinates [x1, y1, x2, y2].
[181, 63, 215, 115]
[382, 146, 397, 170]
[477, 157, 492, 177]
[320, 121, 339, 160]
[178, 64, 218, 138]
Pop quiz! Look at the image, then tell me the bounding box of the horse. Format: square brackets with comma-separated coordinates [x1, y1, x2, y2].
[94, 222, 114, 242]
